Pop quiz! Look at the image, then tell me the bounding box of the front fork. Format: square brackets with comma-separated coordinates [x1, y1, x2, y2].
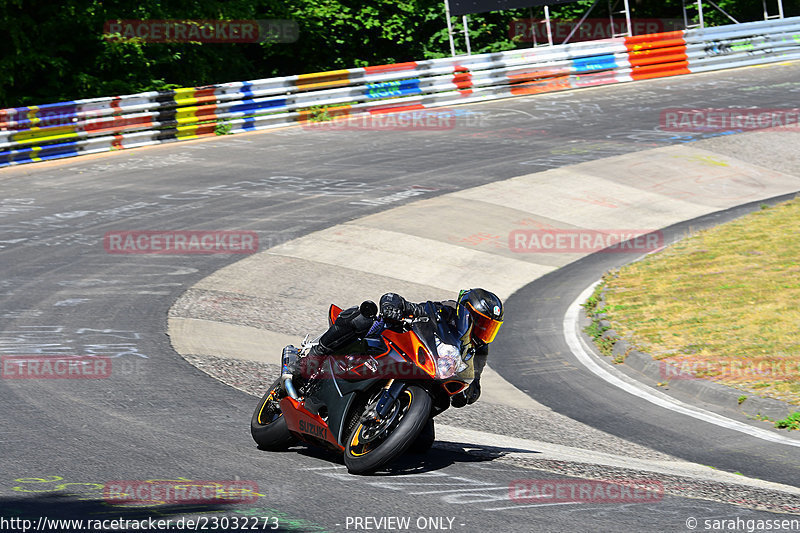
[368, 379, 406, 420]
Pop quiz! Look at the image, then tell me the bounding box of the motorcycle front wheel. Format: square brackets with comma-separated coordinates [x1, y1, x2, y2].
[344, 384, 432, 474]
[250, 378, 297, 450]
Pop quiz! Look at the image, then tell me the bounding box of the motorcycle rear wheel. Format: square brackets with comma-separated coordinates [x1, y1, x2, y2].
[344, 384, 432, 474]
[250, 378, 297, 450]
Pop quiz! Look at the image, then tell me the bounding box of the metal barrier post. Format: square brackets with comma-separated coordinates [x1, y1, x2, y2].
[763, 0, 786, 20]
[609, 0, 633, 38]
[444, 0, 456, 57]
[683, 0, 705, 29]
[462, 15, 472, 55]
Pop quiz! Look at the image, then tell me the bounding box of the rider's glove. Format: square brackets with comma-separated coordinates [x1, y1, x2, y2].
[381, 303, 404, 323]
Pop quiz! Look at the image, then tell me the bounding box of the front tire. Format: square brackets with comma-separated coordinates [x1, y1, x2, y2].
[344, 384, 432, 474]
[407, 418, 435, 454]
[250, 378, 297, 450]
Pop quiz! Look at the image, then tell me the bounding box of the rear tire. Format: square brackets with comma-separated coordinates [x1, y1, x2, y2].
[250, 378, 297, 450]
[344, 384, 432, 474]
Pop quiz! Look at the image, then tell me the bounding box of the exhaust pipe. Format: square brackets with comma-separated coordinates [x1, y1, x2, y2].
[281, 345, 300, 400]
[281, 374, 299, 400]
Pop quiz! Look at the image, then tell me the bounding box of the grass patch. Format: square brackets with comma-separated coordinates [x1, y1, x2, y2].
[599, 197, 800, 405]
[305, 105, 333, 122]
[214, 120, 233, 135]
[775, 412, 800, 430]
[737, 395, 747, 405]
[582, 283, 605, 313]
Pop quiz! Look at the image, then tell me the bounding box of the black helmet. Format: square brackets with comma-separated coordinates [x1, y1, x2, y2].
[458, 288, 504, 345]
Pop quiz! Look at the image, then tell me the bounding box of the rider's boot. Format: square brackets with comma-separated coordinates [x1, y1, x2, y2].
[293, 341, 332, 379]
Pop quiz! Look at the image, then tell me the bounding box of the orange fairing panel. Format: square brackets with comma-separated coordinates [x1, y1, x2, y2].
[329, 304, 342, 327]
[382, 329, 436, 378]
[443, 380, 468, 396]
[280, 397, 344, 451]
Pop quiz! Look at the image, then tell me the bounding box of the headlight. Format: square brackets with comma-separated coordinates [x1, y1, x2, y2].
[436, 341, 459, 359]
[435, 340, 466, 379]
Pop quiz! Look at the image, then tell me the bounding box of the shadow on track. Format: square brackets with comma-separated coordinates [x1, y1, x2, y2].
[275, 439, 537, 476]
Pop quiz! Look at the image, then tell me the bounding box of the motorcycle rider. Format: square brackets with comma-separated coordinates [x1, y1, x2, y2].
[304, 288, 504, 407]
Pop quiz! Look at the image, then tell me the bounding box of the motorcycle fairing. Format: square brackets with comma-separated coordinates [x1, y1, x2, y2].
[328, 304, 343, 327]
[411, 302, 475, 383]
[381, 329, 436, 378]
[295, 356, 384, 447]
[280, 396, 344, 451]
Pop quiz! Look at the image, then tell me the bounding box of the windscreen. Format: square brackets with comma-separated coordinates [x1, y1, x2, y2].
[412, 302, 474, 380]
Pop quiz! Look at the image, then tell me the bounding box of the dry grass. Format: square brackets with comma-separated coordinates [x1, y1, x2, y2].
[602, 197, 800, 405]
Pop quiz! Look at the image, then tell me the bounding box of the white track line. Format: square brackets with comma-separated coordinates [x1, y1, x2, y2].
[564, 282, 800, 448]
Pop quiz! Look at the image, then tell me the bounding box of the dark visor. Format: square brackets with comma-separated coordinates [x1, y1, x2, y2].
[467, 303, 503, 344]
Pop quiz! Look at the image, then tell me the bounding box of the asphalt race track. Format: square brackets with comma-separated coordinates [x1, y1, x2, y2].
[2, 62, 800, 532]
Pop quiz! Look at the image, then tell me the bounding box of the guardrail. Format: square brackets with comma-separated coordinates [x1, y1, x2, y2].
[2, 17, 799, 168]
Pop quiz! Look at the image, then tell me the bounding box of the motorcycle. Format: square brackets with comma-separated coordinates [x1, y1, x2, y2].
[250, 300, 476, 474]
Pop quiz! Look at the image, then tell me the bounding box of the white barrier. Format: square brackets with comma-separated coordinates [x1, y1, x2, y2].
[2, 17, 799, 168]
